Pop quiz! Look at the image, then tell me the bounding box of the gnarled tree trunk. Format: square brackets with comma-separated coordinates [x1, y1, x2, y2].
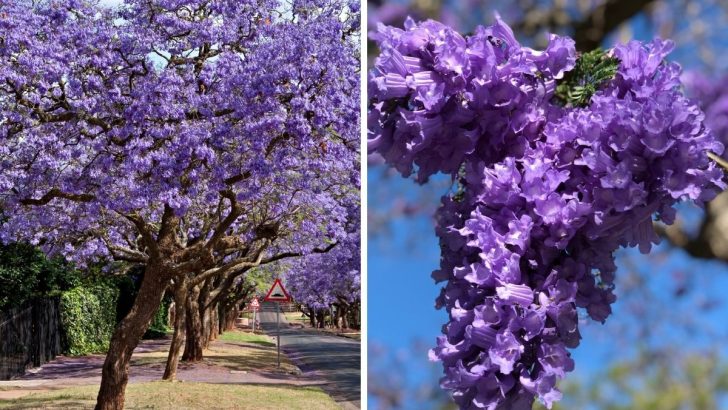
[95, 265, 170, 410]
[163, 277, 188, 381]
[303, 305, 315, 327]
[182, 285, 204, 362]
[202, 305, 212, 348]
[199, 279, 214, 349]
[222, 304, 239, 331]
[207, 301, 219, 343]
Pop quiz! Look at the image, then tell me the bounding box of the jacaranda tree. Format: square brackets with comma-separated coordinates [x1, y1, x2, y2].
[0, 0, 360, 408]
[369, 16, 724, 409]
[286, 208, 361, 328]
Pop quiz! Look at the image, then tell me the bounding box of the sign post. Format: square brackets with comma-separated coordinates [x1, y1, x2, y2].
[263, 278, 291, 368]
[250, 297, 260, 333]
[276, 302, 280, 366]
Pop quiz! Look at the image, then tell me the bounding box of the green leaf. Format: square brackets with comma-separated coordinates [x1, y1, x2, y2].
[554, 49, 620, 108]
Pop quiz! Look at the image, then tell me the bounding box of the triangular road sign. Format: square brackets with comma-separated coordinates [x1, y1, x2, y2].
[250, 297, 260, 309]
[264, 278, 291, 302]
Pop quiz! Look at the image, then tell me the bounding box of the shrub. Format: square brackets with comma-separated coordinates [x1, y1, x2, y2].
[143, 296, 171, 339]
[59, 283, 119, 355]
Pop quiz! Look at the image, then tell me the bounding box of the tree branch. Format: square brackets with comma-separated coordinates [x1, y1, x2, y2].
[259, 241, 338, 265]
[573, 0, 656, 51]
[118, 212, 161, 260]
[19, 188, 95, 205]
[191, 241, 268, 287]
[204, 190, 242, 250]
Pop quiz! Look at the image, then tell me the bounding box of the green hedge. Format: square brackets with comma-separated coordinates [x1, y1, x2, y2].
[143, 296, 171, 339]
[59, 283, 119, 355]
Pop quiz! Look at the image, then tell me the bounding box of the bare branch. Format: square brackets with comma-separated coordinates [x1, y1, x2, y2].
[107, 244, 149, 263]
[259, 241, 338, 265]
[203, 190, 241, 250]
[191, 245, 266, 286]
[117, 211, 161, 260]
[19, 188, 95, 205]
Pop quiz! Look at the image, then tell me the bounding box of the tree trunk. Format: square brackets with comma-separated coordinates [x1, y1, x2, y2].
[337, 303, 350, 329]
[353, 302, 361, 329]
[199, 280, 213, 349]
[182, 285, 204, 362]
[301, 305, 315, 327]
[202, 305, 212, 347]
[208, 302, 219, 342]
[163, 278, 188, 381]
[95, 265, 170, 410]
[223, 304, 238, 331]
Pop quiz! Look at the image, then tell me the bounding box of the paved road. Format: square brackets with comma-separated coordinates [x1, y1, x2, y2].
[258, 302, 360, 409]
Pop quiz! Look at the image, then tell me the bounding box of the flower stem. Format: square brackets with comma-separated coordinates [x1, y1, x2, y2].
[708, 151, 728, 171]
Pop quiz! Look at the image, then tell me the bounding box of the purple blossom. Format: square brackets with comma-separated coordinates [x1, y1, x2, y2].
[683, 70, 728, 157]
[284, 216, 361, 310]
[370, 17, 724, 409]
[0, 0, 360, 267]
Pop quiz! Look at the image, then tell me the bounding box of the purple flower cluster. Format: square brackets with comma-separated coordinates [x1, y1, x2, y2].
[683, 71, 728, 155]
[369, 17, 725, 409]
[0, 0, 360, 266]
[285, 216, 361, 309]
[368, 16, 575, 183]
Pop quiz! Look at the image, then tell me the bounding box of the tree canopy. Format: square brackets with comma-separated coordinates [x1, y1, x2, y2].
[0, 0, 360, 270]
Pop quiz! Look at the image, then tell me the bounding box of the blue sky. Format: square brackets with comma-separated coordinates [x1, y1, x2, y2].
[367, 167, 728, 408]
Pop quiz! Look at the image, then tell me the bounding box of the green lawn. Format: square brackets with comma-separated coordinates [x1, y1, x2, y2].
[283, 311, 308, 325]
[239, 311, 255, 319]
[218, 330, 275, 347]
[0, 382, 339, 409]
[127, 330, 296, 374]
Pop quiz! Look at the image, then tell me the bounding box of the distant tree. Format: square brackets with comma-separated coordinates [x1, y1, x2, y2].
[286, 212, 360, 329]
[0, 242, 80, 311]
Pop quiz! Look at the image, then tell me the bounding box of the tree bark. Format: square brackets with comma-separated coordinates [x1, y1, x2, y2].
[315, 309, 325, 329]
[222, 304, 238, 331]
[199, 280, 214, 349]
[182, 285, 204, 362]
[202, 305, 212, 347]
[163, 278, 188, 381]
[303, 305, 315, 328]
[336, 302, 350, 329]
[350, 302, 360, 330]
[95, 265, 170, 410]
[208, 302, 219, 343]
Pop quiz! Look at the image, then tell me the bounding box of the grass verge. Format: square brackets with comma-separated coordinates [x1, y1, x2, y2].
[284, 311, 309, 325]
[0, 382, 338, 409]
[218, 331, 274, 347]
[129, 330, 297, 374]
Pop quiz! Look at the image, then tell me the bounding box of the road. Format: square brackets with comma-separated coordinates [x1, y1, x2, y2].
[258, 302, 360, 409]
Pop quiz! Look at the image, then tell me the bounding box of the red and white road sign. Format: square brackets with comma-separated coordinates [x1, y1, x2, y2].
[249, 297, 260, 310]
[263, 278, 291, 302]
